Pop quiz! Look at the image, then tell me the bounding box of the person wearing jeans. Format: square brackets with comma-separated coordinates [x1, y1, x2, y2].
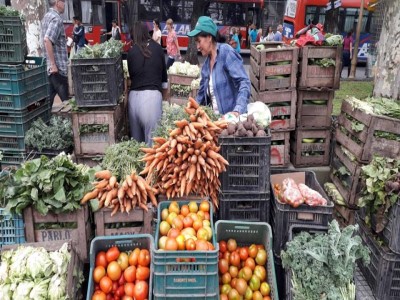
[41, 0, 69, 107]
[165, 18, 180, 70]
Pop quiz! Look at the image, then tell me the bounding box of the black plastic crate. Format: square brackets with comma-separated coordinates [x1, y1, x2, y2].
[218, 135, 271, 193]
[218, 192, 270, 222]
[0, 16, 27, 63]
[270, 169, 333, 256]
[71, 55, 124, 107]
[356, 214, 400, 300]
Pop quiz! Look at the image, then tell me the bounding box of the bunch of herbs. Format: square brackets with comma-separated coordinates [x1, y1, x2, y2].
[72, 39, 123, 59]
[5, 153, 95, 215]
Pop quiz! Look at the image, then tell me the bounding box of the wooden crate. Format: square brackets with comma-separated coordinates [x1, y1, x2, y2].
[168, 74, 198, 103]
[296, 90, 334, 129]
[75, 154, 103, 167]
[335, 99, 400, 163]
[2, 240, 82, 299]
[251, 86, 296, 130]
[298, 46, 342, 90]
[290, 128, 331, 167]
[329, 144, 364, 207]
[94, 207, 152, 236]
[250, 42, 298, 91]
[334, 203, 356, 226]
[72, 103, 123, 155]
[23, 205, 92, 261]
[51, 101, 72, 119]
[271, 131, 290, 166]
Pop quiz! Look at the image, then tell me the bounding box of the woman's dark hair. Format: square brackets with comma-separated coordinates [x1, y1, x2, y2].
[130, 21, 152, 58]
[73, 16, 81, 22]
[267, 26, 272, 32]
[112, 19, 117, 24]
[347, 30, 353, 37]
[196, 31, 225, 43]
[153, 18, 160, 28]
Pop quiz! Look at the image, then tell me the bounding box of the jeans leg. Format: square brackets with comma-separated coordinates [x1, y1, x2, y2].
[48, 75, 57, 108]
[48, 73, 69, 105]
[166, 57, 175, 70]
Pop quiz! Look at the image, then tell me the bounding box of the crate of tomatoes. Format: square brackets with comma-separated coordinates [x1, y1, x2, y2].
[153, 200, 219, 299]
[215, 220, 279, 300]
[87, 234, 154, 300]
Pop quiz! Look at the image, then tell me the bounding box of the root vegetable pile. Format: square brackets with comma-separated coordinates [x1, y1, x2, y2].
[140, 98, 229, 208]
[219, 114, 267, 137]
[80, 170, 157, 215]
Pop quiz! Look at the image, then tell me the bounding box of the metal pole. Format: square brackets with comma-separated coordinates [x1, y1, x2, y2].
[349, 0, 364, 78]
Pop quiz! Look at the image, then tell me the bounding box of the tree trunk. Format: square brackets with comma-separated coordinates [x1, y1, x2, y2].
[324, 8, 339, 34]
[185, 0, 210, 65]
[373, 0, 400, 100]
[10, 0, 47, 56]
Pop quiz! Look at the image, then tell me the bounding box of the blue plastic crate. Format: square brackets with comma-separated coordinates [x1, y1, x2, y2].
[0, 83, 49, 111]
[153, 200, 219, 299]
[0, 135, 26, 151]
[215, 221, 279, 300]
[86, 234, 154, 300]
[0, 207, 25, 248]
[0, 150, 26, 169]
[0, 56, 47, 95]
[0, 16, 27, 63]
[0, 101, 50, 136]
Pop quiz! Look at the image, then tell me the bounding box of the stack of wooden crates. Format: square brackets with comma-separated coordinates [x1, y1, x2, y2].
[168, 73, 199, 105]
[291, 45, 342, 167]
[250, 42, 298, 166]
[70, 54, 126, 166]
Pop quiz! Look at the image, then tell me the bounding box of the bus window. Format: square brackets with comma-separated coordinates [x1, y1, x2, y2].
[139, 0, 161, 21]
[92, 2, 104, 25]
[81, 1, 91, 24]
[340, 8, 372, 33]
[162, 1, 193, 23]
[305, 6, 326, 26]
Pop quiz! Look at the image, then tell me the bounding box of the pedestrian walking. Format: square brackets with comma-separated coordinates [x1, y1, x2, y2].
[127, 21, 168, 146]
[229, 27, 241, 54]
[106, 20, 121, 40]
[249, 24, 258, 44]
[165, 18, 181, 70]
[342, 30, 353, 78]
[152, 18, 162, 45]
[262, 26, 275, 42]
[41, 0, 69, 107]
[188, 16, 250, 116]
[72, 16, 86, 52]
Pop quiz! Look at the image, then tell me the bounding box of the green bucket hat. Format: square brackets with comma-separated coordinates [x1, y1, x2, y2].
[187, 16, 217, 37]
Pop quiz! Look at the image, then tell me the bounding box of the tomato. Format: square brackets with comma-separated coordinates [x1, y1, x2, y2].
[219, 241, 227, 253]
[231, 277, 238, 289]
[248, 244, 258, 259]
[185, 238, 196, 251]
[260, 282, 271, 296]
[136, 266, 150, 281]
[255, 249, 267, 266]
[219, 258, 229, 274]
[188, 201, 198, 213]
[227, 239, 237, 252]
[112, 281, 119, 292]
[220, 294, 229, 300]
[123, 265, 136, 283]
[182, 216, 193, 228]
[254, 265, 267, 282]
[220, 283, 232, 295]
[138, 249, 150, 267]
[192, 219, 203, 231]
[133, 280, 149, 300]
[229, 251, 241, 267]
[99, 276, 113, 294]
[235, 278, 248, 296]
[96, 251, 108, 268]
[199, 200, 210, 212]
[107, 261, 122, 281]
[245, 257, 256, 270]
[241, 266, 253, 282]
[106, 246, 120, 263]
[239, 247, 249, 261]
[249, 275, 261, 291]
[92, 290, 107, 300]
[256, 245, 265, 250]
[207, 241, 215, 251]
[106, 294, 113, 300]
[221, 272, 232, 284]
[229, 265, 238, 278]
[180, 204, 190, 216]
[128, 248, 140, 266]
[167, 228, 181, 239]
[168, 201, 180, 214]
[117, 252, 129, 271]
[124, 282, 135, 297]
[228, 288, 240, 300]
[118, 273, 126, 286]
[116, 286, 125, 297]
[165, 237, 179, 251]
[93, 266, 106, 283]
[244, 286, 253, 300]
[195, 240, 209, 251]
[252, 291, 263, 300]
[95, 284, 100, 291]
[263, 296, 271, 300]
[159, 220, 171, 236]
[121, 296, 133, 300]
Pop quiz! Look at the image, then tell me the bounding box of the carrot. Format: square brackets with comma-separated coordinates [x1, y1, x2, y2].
[105, 188, 118, 207]
[111, 203, 119, 217]
[140, 147, 156, 154]
[189, 114, 197, 122]
[125, 198, 132, 214]
[95, 170, 112, 180]
[141, 155, 155, 162]
[148, 189, 158, 206]
[188, 164, 196, 182]
[175, 119, 189, 128]
[194, 139, 202, 149]
[187, 147, 194, 155]
[118, 188, 125, 201]
[175, 156, 183, 165]
[111, 198, 119, 205]
[94, 179, 109, 190]
[185, 180, 193, 196]
[198, 155, 205, 166]
[156, 159, 164, 172]
[188, 123, 197, 134]
[153, 137, 167, 145]
[184, 126, 192, 138]
[109, 176, 117, 188]
[126, 187, 134, 200]
[131, 182, 137, 196]
[168, 147, 177, 156]
[194, 149, 201, 156]
[184, 107, 196, 115]
[132, 195, 138, 208]
[188, 97, 199, 109]
[80, 188, 99, 204]
[136, 176, 147, 192]
[139, 202, 149, 212]
[182, 152, 190, 161]
[191, 155, 198, 164]
[170, 138, 177, 148]
[169, 127, 182, 137]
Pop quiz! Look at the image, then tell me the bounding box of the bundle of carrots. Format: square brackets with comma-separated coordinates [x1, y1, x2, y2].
[80, 170, 157, 216]
[140, 98, 228, 209]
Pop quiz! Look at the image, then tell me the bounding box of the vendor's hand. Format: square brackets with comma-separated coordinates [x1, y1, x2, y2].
[231, 111, 240, 117]
[49, 65, 58, 74]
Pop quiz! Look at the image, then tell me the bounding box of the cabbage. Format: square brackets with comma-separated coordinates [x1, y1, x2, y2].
[9, 246, 34, 279]
[191, 78, 201, 90]
[26, 247, 54, 278]
[0, 260, 10, 284]
[13, 281, 35, 300]
[50, 242, 71, 275]
[247, 101, 272, 128]
[0, 283, 12, 300]
[29, 278, 50, 300]
[48, 274, 68, 300]
[168, 61, 200, 77]
[325, 34, 343, 46]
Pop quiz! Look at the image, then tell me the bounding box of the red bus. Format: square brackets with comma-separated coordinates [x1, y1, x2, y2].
[283, 0, 374, 61]
[138, 0, 265, 50]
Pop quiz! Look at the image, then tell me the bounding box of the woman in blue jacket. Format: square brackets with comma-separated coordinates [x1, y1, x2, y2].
[187, 16, 250, 116]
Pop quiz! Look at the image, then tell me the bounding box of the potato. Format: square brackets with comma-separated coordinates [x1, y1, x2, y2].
[252, 124, 259, 135]
[256, 130, 267, 137]
[227, 123, 236, 135]
[243, 121, 252, 130]
[220, 129, 229, 137]
[246, 130, 254, 137]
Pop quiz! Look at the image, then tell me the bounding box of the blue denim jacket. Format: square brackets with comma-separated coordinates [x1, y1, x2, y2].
[196, 43, 250, 114]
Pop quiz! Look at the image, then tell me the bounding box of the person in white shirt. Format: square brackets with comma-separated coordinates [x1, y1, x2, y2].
[262, 26, 275, 42]
[152, 18, 162, 44]
[106, 20, 121, 40]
